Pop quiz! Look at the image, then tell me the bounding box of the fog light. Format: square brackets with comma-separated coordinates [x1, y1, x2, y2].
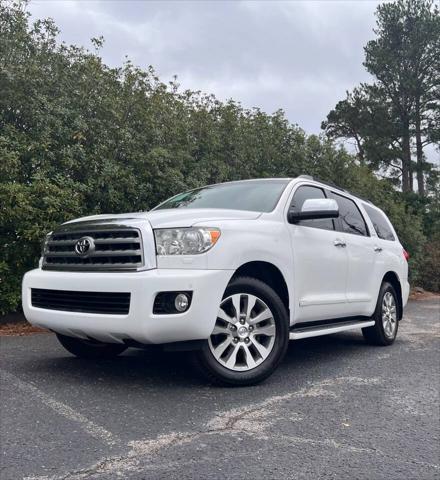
[153, 291, 193, 314]
[175, 293, 189, 312]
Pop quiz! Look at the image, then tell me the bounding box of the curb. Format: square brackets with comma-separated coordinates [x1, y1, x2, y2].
[0, 312, 26, 326]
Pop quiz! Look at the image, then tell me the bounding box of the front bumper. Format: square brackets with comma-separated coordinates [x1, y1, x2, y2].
[22, 268, 233, 344]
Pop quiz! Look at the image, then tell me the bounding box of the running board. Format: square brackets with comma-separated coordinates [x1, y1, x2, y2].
[289, 320, 375, 340]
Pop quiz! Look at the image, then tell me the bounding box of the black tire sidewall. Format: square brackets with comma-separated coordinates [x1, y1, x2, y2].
[197, 276, 289, 386]
[372, 282, 399, 345]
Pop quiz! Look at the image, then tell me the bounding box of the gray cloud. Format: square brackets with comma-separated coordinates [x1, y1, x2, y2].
[29, 0, 381, 134]
[28, 0, 439, 164]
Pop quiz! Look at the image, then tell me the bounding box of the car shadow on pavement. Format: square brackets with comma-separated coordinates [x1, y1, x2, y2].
[20, 330, 377, 390]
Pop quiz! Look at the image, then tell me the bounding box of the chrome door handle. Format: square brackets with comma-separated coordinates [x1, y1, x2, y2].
[374, 246, 383, 252]
[334, 239, 346, 247]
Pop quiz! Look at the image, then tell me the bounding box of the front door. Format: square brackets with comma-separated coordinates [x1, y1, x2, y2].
[287, 184, 349, 323]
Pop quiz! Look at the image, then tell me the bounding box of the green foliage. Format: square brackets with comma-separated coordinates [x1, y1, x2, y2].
[0, 1, 438, 314]
[322, 86, 405, 182]
[416, 235, 440, 292]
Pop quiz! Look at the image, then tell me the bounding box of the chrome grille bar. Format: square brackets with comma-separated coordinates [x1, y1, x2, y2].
[42, 225, 144, 272]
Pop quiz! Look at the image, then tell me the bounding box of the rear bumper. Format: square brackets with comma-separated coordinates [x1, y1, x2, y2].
[22, 268, 233, 344]
[402, 280, 410, 308]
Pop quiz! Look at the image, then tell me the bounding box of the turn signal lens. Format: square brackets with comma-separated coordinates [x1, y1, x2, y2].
[209, 229, 221, 244]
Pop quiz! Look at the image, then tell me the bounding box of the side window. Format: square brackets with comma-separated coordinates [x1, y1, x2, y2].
[327, 191, 368, 236]
[290, 185, 334, 231]
[363, 205, 395, 241]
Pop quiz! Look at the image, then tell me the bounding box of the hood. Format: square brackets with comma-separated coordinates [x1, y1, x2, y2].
[65, 209, 260, 229]
[146, 208, 261, 228]
[64, 212, 149, 225]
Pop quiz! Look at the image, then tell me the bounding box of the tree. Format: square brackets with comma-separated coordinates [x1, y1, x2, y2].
[364, 0, 440, 195]
[322, 85, 406, 184]
[321, 88, 369, 163]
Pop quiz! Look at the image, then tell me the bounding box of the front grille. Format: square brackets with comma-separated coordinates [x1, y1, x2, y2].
[42, 225, 144, 271]
[31, 288, 131, 315]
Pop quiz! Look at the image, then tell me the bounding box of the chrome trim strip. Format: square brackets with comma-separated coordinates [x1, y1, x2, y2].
[289, 320, 375, 340]
[42, 223, 145, 272]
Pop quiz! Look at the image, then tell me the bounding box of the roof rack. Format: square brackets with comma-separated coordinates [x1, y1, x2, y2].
[298, 175, 345, 192]
[297, 175, 373, 204]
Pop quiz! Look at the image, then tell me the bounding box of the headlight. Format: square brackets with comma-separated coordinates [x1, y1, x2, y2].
[154, 228, 221, 255]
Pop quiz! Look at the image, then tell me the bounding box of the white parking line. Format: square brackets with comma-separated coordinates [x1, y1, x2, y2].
[0, 369, 120, 447]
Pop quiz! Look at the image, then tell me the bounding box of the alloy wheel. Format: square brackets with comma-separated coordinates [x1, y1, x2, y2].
[208, 293, 276, 371]
[382, 291, 397, 338]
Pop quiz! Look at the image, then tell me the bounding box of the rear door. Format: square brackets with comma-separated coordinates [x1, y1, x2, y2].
[362, 203, 405, 304]
[287, 184, 349, 322]
[326, 190, 376, 317]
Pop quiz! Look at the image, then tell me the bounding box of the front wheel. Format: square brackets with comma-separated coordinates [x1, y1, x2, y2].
[56, 334, 127, 359]
[362, 282, 399, 346]
[194, 276, 289, 386]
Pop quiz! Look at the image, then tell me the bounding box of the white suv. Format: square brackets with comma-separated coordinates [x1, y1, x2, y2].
[22, 177, 410, 385]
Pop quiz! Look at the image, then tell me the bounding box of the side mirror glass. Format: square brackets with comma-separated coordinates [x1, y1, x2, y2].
[288, 198, 339, 224]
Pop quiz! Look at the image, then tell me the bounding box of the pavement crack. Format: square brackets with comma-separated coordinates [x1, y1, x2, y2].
[22, 375, 383, 480]
[206, 376, 379, 434]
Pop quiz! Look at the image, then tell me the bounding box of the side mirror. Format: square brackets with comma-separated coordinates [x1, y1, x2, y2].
[288, 198, 339, 224]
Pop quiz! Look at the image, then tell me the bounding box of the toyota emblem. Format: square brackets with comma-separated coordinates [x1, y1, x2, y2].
[74, 236, 95, 256]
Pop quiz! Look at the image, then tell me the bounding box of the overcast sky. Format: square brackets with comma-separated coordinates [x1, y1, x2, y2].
[28, 0, 438, 163]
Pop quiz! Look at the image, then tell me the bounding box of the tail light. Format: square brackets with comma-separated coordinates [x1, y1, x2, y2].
[403, 249, 410, 261]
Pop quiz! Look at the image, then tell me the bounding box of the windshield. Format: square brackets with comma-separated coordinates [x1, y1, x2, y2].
[154, 180, 290, 213]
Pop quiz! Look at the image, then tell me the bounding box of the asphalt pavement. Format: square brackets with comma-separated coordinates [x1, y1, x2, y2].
[1, 298, 439, 480]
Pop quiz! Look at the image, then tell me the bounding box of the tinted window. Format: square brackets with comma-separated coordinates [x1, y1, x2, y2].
[363, 205, 395, 241]
[290, 185, 334, 231]
[154, 180, 289, 213]
[327, 191, 368, 236]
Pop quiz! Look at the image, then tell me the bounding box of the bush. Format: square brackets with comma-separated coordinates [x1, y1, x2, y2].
[416, 236, 440, 292]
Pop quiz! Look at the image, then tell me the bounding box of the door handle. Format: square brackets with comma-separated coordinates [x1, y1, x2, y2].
[374, 246, 383, 252]
[334, 239, 346, 248]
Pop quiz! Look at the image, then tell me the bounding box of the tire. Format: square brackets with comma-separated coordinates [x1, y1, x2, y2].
[362, 281, 399, 346]
[56, 333, 127, 359]
[194, 276, 289, 386]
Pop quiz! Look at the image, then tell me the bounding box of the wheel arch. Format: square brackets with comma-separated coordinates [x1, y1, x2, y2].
[382, 271, 403, 320]
[231, 261, 290, 318]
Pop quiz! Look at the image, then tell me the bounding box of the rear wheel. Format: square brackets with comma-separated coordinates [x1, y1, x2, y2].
[362, 282, 399, 346]
[56, 334, 127, 359]
[194, 276, 289, 386]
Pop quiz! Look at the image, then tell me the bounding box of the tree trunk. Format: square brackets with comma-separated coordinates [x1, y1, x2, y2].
[415, 97, 425, 196]
[401, 117, 412, 193]
[353, 133, 365, 164]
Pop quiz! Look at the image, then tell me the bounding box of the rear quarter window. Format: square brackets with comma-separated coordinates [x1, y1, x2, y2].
[363, 204, 395, 241]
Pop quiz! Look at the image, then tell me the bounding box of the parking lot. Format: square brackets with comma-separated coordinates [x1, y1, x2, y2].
[1, 297, 439, 480]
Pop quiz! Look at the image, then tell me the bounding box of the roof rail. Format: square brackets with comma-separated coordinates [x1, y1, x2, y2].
[297, 175, 373, 204]
[355, 195, 374, 205]
[298, 175, 345, 192]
